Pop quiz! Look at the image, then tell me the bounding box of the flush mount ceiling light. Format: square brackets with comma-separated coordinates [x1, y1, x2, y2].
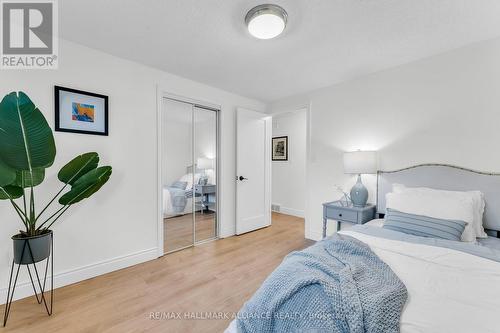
[245, 4, 288, 40]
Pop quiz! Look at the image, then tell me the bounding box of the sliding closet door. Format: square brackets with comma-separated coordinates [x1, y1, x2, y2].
[162, 98, 194, 253]
[193, 106, 217, 242]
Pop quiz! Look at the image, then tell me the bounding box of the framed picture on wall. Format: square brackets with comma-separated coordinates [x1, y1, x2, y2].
[55, 86, 109, 136]
[272, 136, 288, 161]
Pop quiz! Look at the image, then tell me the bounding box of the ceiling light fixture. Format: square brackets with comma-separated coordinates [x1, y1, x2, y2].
[245, 4, 288, 40]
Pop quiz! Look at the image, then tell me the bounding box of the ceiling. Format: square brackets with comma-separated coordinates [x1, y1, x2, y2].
[60, 0, 500, 102]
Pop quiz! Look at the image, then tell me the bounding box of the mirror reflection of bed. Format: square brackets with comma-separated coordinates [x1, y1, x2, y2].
[162, 97, 218, 253]
[163, 167, 216, 252]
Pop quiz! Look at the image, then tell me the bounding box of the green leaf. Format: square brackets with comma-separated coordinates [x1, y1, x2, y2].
[59, 166, 112, 205]
[58, 152, 99, 185]
[0, 91, 56, 171]
[0, 158, 16, 186]
[14, 168, 45, 188]
[0, 185, 23, 200]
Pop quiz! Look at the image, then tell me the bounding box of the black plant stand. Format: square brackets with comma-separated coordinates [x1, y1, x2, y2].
[3, 233, 53, 327]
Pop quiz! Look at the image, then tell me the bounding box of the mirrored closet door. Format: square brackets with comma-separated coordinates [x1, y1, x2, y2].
[162, 98, 218, 254]
[193, 106, 217, 243]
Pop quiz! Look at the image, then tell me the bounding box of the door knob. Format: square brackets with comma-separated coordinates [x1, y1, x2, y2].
[238, 176, 248, 181]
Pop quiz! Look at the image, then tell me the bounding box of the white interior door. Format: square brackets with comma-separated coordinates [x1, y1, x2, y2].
[236, 108, 271, 235]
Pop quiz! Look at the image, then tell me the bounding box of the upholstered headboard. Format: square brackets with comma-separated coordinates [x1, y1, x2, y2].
[377, 164, 500, 236]
[186, 165, 204, 174]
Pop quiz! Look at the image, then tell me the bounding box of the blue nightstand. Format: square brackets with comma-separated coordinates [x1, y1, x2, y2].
[322, 201, 376, 238]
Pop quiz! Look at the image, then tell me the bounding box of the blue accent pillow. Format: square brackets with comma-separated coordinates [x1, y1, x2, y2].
[383, 208, 467, 241]
[171, 181, 188, 190]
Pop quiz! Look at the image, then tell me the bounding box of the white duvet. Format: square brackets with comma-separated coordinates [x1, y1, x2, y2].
[341, 230, 500, 333]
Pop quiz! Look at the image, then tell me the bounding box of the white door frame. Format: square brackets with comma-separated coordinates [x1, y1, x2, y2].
[270, 105, 311, 238]
[156, 86, 222, 257]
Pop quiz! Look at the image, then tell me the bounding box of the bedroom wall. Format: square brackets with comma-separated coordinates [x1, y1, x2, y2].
[161, 102, 217, 187]
[163, 121, 192, 186]
[271, 110, 307, 217]
[162, 100, 192, 187]
[0, 38, 266, 302]
[270, 37, 500, 240]
[195, 114, 217, 184]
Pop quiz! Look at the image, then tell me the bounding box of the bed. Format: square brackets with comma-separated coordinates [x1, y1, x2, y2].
[163, 167, 209, 218]
[227, 164, 500, 333]
[163, 184, 194, 218]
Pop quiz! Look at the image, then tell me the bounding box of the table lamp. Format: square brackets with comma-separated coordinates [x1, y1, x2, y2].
[197, 157, 214, 171]
[343, 151, 377, 207]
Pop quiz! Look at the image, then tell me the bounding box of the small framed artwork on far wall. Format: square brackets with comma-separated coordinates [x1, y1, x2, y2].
[272, 136, 288, 161]
[54, 86, 109, 136]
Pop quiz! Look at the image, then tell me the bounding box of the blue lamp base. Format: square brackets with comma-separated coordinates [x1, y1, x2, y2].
[350, 174, 368, 207]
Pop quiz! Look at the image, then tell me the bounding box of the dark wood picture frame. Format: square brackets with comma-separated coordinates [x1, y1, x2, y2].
[54, 86, 109, 136]
[272, 136, 288, 161]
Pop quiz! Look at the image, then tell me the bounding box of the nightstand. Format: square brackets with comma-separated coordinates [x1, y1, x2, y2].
[322, 201, 376, 238]
[194, 184, 216, 212]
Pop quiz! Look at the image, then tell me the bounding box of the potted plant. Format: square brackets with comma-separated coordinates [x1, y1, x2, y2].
[0, 91, 112, 269]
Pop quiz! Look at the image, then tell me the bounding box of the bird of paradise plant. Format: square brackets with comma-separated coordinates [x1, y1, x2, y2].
[0, 91, 112, 237]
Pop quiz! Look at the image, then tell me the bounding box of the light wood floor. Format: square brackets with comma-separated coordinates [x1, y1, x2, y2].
[2, 213, 313, 333]
[164, 211, 216, 253]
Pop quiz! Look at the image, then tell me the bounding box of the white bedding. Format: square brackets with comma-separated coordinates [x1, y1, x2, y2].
[163, 173, 211, 217]
[226, 228, 500, 332]
[365, 218, 385, 227]
[340, 229, 500, 333]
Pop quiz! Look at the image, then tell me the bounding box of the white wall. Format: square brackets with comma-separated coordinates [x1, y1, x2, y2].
[0, 39, 265, 302]
[195, 114, 217, 187]
[194, 110, 217, 178]
[162, 99, 192, 186]
[271, 111, 306, 217]
[271, 37, 500, 240]
[162, 102, 217, 187]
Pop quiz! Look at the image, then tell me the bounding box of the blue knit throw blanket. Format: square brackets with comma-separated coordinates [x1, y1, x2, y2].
[236, 234, 408, 333]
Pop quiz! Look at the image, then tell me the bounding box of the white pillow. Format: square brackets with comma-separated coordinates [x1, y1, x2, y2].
[179, 173, 202, 190]
[365, 218, 385, 228]
[179, 173, 193, 190]
[392, 184, 487, 239]
[392, 183, 407, 193]
[385, 191, 476, 242]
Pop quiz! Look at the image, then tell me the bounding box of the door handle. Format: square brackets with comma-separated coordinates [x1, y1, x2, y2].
[238, 176, 248, 181]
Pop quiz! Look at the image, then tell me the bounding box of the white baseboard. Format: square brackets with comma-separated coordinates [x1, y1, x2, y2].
[219, 228, 235, 239]
[272, 206, 305, 218]
[0, 247, 158, 305]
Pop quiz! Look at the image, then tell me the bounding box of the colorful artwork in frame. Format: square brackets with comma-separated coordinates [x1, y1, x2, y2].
[72, 103, 95, 123]
[272, 136, 288, 161]
[55, 86, 108, 136]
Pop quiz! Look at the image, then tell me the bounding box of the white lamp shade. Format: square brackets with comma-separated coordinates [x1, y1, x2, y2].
[343, 151, 377, 174]
[197, 157, 214, 170]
